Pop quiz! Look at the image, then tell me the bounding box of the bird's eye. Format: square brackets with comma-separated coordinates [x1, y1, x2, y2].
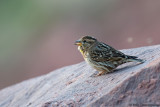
[83, 40, 86, 43]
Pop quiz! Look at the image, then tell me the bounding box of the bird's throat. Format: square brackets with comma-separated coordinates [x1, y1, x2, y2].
[78, 46, 86, 58]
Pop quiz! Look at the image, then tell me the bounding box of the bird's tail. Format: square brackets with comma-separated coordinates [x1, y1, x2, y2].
[127, 55, 145, 63]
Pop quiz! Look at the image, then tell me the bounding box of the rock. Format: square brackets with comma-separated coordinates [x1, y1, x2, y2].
[1, 45, 160, 107]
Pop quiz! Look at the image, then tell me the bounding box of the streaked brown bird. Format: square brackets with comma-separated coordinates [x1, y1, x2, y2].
[75, 36, 145, 76]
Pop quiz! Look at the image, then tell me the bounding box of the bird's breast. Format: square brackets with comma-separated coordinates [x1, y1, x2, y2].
[78, 48, 96, 67]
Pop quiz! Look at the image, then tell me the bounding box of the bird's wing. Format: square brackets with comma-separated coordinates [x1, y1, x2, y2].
[89, 43, 127, 62]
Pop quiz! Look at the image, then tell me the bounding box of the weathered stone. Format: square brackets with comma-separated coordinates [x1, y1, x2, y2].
[0, 45, 160, 107]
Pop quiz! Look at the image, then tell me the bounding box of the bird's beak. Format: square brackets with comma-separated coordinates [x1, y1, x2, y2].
[74, 40, 82, 46]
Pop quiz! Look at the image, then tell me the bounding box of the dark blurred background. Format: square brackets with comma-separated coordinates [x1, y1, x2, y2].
[1, 0, 160, 89]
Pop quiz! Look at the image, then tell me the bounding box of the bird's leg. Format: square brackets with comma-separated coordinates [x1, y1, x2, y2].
[96, 71, 106, 76]
[96, 68, 114, 76]
[90, 71, 104, 77]
[90, 68, 112, 77]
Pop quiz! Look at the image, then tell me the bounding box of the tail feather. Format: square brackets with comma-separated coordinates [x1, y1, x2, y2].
[127, 55, 145, 63]
[127, 55, 138, 59]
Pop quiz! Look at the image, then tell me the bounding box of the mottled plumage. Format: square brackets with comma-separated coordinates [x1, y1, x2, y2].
[75, 36, 144, 76]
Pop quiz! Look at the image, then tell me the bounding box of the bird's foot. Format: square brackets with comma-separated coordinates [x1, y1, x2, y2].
[90, 71, 108, 77]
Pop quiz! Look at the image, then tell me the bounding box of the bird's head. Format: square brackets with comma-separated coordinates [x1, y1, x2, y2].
[75, 36, 97, 50]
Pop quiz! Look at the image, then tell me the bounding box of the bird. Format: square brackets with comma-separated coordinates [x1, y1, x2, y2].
[75, 36, 145, 76]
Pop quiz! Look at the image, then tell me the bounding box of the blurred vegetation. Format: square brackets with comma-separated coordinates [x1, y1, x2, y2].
[0, 0, 50, 62]
[0, 0, 115, 71]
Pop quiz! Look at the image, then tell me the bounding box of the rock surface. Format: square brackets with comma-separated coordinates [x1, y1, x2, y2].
[1, 45, 160, 107]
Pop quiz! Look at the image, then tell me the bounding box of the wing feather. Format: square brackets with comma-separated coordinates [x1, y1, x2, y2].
[89, 42, 126, 62]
